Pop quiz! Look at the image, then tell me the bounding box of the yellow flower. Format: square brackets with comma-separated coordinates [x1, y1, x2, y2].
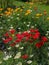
[7, 8, 11, 11]
[44, 10, 47, 15]
[4, 11, 11, 16]
[35, 17, 39, 19]
[0, 13, 3, 16]
[29, 6, 32, 8]
[36, 13, 42, 17]
[12, 34, 15, 37]
[47, 17, 49, 20]
[0, 8, 3, 11]
[25, 13, 28, 15]
[26, 10, 31, 14]
[20, 9, 23, 12]
[39, 13, 43, 16]
[29, 2, 33, 5]
[14, 8, 20, 12]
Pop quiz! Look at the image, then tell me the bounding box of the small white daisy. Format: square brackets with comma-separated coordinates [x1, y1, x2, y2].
[7, 47, 11, 50]
[45, 33, 48, 36]
[30, 54, 34, 58]
[48, 53, 49, 56]
[14, 52, 21, 59]
[23, 22, 26, 24]
[0, 27, 3, 29]
[27, 60, 32, 64]
[48, 46, 49, 49]
[3, 55, 9, 61]
[27, 25, 30, 27]
[9, 55, 12, 58]
[17, 62, 22, 65]
[18, 27, 21, 30]
[19, 47, 24, 50]
[15, 44, 20, 48]
[17, 14, 20, 16]
[17, 17, 20, 20]
[47, 31, 49, 33]
[35, 24, 37, 26]
[0, 61, 2, 64]
[27, 30, 30, 33]
[31, 26, 34, 28]
[10, 17, 13, 19]
[7, 19, 10, 21]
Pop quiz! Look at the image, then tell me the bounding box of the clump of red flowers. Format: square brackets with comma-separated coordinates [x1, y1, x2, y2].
[21, 54, 28, 59]
[2, 28, 48, 48]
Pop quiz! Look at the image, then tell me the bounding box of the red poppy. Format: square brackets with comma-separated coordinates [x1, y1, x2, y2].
[21, 54, 28, 59]
[32, 32, 40, 40]
[9, 29, 15, 34]
[30, 29, 35, 32]
[22, 31, 29, 37]
[15, 39, 22, 43]
[3, 39, 9, 44]
[16, 34, 24, 40]
[4, 32, 9, 37]
[10, 42, 16, 47]
[8, 36, 13, 41]
[35, 41, 44, 48]
[41, 36, 48, 42]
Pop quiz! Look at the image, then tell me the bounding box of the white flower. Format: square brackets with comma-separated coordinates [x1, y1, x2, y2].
[0, 22, 1, 23]
[15, 44, 20, 48]
[9, 55, 12, 58]
[18, 28, 21, 30]
[47, 31, 49, 33]
[0, 61, 2, 64]
[17, 62, 22, 65]
[4, 51, 6, 54]
[27, 25, 30, 27]
[27, 60, 32, 64]
[23, 22, 26, 24]
[14, 52, 21, 59]
[35, 24, 37, 26]
[7, 19, 10, 21]
[17, 14, 20, 16]
[3, 55, 9, 61]
[17, 17, 20, 20]
[7, 47, 11, 50]
[10, 26, 13, 29]
[28, 22, 31, 24]
[30, 54, 34, 58]
[48, 53, 49, 56]
[18, 32, 21, 34]
[19, 47, 24, 50]
[30, 10, 32, 12]
[45, 33, 48, 36]
[10, 17, 13, 19]
[48, 37, 49, 38]
[31, 26, 34, 28]
[27, 30, 30, 33]
[48, 47, 49, 49]
[0, 27, 3, 29]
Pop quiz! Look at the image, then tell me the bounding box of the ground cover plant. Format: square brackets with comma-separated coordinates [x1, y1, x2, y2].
[0, 1, 49, 65]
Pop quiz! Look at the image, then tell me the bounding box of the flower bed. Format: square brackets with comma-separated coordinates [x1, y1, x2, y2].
[0, 1, 49, 65]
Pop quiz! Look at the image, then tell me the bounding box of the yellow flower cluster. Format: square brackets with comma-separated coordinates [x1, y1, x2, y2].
[14, 8, 20, 12]
[47, 17, 49, 20]
[0, 8, 3, 11]
[25, 10, 31, 15]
